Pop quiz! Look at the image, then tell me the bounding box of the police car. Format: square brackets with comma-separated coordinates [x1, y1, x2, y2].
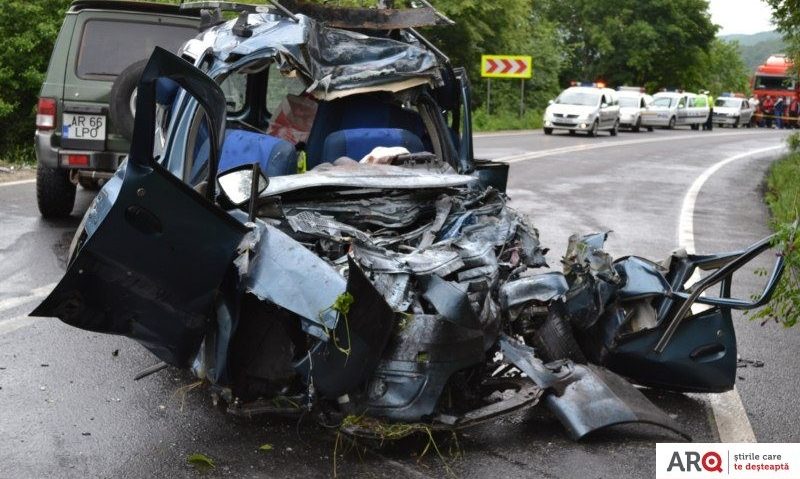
[712, 94, 754, 128]
[543, 82, 621, 136]
[640, 90, 710, 130]
[617, 86, 653, 132]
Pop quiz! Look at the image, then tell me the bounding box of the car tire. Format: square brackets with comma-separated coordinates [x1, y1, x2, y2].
[588, 120, 599, 137]
[691, 123, 699, 130]
[533, 310, 587, 364]
[610, 119, 619, 136]
[647, 126, 654, 132]
[632, 118, 641, 133]
[543, 127, 553, 135]
[37, 166, 76, 219]
[733, 117, 740, 128]
[109, 59, 148, 141]
[667, 116, 676, 129]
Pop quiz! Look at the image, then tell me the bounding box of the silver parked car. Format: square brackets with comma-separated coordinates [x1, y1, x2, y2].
[640, 91, 710, 130]
[543, 84, 621, 136]
[617, 87, 653, 132]
[712, 96, 753, 128]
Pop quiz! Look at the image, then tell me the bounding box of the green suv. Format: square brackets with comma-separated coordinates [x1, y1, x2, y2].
[35, 0, 199, 218]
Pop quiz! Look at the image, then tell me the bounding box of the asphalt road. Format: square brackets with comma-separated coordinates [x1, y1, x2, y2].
[0, 126, 795, 478]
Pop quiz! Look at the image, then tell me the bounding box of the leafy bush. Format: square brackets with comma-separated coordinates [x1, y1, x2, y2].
[472, 108, 543, 132]
[0, 1, 71, 163]
[754, 132, 800, 327]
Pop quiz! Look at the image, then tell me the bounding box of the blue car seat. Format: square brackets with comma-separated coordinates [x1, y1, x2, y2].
[217, 129, 298, 177]
[305, 96, 429, 168]
[321, 128, 425, 164]
[191, 129, 298, 186]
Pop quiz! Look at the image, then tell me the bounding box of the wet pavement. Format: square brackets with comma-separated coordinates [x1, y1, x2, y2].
[0, 127, 795, 478]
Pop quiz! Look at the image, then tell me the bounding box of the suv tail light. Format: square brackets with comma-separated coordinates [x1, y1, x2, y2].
[36, 98, 57, 130]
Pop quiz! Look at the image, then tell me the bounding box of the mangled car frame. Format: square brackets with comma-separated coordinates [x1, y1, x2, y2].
[33, 1, 785, 441]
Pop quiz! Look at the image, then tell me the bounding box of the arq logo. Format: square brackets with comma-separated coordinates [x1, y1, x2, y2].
[667, 451, 723, 473]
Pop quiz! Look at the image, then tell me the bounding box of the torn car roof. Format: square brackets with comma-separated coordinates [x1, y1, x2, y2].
[184, 13, 441, 99]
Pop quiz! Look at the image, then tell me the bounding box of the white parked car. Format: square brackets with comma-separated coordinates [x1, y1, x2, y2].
[543, 84, 621, 136]
[712, 95, 753, 128]
[617, 87, 653, 132]
[640, 91, 710, 130]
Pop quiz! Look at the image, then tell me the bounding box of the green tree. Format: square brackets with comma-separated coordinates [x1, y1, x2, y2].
[684, 39, 752, 95]
[540, 0, 718, 91]
[765, 0, 800, 70]
[412, 1, 563, 116]
[0, 1, 71, 159]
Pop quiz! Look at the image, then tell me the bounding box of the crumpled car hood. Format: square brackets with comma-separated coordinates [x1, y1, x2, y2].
[261, 163, 473, 196]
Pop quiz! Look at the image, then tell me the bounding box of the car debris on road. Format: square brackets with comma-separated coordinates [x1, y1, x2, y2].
[32, 1, 785, 443]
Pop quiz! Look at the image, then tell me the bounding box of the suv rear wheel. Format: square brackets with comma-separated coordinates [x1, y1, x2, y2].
[37, 167, 76, 218]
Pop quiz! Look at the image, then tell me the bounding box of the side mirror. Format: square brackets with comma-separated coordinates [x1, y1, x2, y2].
[601, 103, 608, 109]
[218, 164, 269, 206]
[548, 99, 554, 105]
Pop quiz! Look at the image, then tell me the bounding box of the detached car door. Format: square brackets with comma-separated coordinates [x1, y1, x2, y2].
[32, 49, 247, 367]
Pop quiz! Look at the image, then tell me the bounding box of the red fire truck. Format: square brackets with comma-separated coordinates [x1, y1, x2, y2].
[752, 54, 798, 126]
[753, 54, 798, 98]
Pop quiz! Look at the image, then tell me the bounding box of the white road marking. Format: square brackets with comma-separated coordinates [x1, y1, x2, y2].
[488, 130, 770, 163]
[0, 282, 57, 315]
[0, 178, 35, 188]
[677, 145, 785, 443]
[0, 315, 40, 336]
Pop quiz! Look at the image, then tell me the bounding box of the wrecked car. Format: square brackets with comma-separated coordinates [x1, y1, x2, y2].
[32, 1, 785, 441]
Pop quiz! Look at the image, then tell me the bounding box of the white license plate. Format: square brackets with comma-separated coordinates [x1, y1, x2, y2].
[62, 113, 106, 142]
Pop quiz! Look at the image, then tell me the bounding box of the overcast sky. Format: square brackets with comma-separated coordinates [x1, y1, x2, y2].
[708, 0, 774, 35]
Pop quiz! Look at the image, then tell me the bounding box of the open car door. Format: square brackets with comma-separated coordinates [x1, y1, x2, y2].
[32, 48, 247, 367]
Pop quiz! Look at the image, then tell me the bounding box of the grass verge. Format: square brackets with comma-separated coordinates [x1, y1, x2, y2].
[0, 144, 36, 168]
[754, 132, 800, 327]
[472, 108, 542, 132]
[765, 133, 800, 224]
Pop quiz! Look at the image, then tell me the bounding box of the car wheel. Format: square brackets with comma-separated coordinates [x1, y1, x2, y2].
[691, 123, 699, 130]
[668, 116, 676, 129]
[610, 119, 619, 136]
[36, 166, 76, 219]
[543, 127, 553, 135]
[588, 120, 599, 137]
[109, 59, 149, 141]
[532, 310, 587, 363]
[647, 126, 654, 132]
[632, 118, 641, 133]
[733, 117, 740, 128]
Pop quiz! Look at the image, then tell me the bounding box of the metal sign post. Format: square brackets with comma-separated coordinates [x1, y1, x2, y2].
[480, 54, 532, 117]
[487, 78, 492, 115]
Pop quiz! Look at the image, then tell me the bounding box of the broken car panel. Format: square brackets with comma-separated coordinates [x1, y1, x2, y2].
[33, 2, 784, 442]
